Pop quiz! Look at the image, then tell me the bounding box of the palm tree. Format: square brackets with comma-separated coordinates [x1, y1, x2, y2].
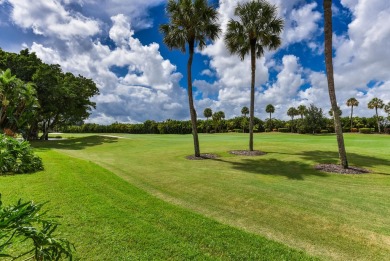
[368, 97, 384, 133]
[203, 108, 212, 120]
[265, 104, 275, 121]
[224, 0, 283, 151]
[160, 0, 220, 157]
[287, 107, 298, 133]
[346, 98, 359, 131]
[241, 106, 249, 133]
[297, 105, 307, 120]
[385, 102, 390, 116]
[324, 0, 348, 168]
[241, 106, 249, 117]
[212, 111, 225, 132]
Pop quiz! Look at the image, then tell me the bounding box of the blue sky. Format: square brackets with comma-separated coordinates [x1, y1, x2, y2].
[0, 0, 389, 124]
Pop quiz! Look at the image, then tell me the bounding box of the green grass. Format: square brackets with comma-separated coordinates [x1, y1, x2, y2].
[0, 143, 315, 260]
[2, 132, 390, 260]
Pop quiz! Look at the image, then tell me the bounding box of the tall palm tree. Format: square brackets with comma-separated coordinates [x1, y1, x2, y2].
[297, 105, 307, 120]
[225, 0, 283, 151]
[265, 104, 275, 121]
[241, 106, 249, 133]
[203, 107, 212, 121]
[160, 0, 220, 157]
[241, 106, 249, 117]
[324, 0, 348, 169]
[368, 97, 384, 133]
[346, 98, 359, 131]
[287, 107, 298, 133]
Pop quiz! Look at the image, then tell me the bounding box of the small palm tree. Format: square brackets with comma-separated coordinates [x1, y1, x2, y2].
[241, 106, 249, 117]
[368, 97, 384, 133]
[346, 98, 359, 131]
[160, 0, 220, 157]
[297, 105, 307, 120]
[224, 0, 283, 151]
[203, 108, 212, 120]
[265, 104, 275, 121]
[324, 0, 348, 168]
[287, 107, 299, 133]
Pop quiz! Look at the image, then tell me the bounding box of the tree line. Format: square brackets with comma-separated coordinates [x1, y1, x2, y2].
[0, 48, 99, 140]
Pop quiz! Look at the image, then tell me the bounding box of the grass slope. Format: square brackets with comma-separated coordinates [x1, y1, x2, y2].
[0, 149, 315, 260]
[32, 132, 390, 261]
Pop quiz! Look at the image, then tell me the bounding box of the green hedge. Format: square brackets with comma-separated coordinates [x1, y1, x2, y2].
[359, 128, 372, 134]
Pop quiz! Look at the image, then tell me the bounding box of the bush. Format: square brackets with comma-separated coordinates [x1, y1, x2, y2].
[351, 128, 358, 133]
[278, 128, 289, 133]
[384, 128, 390, 134]
[320, 130, 329, 134]
[0, 194, 74, 259]
[359, 128, 372, 134]
[0, 134, 43, 174]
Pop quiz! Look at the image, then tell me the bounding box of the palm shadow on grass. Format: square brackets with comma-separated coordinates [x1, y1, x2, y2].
[212, 157, 328, 180]
[298, 150, 390, 175]
[31, 135, 119, 151]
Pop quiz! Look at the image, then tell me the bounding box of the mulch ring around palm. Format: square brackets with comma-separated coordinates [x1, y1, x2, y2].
[186, 153, 219, 160]
[229, 150, 266, 156]
[315, 164, 370, 174]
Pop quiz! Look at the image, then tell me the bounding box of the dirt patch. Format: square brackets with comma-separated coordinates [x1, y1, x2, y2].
[229, 150, 266, 156]
[315, 164, 370, 174]
[186, 153, 219, 160]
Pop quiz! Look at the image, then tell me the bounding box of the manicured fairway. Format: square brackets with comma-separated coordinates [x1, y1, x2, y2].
[2, 133, 390, 260]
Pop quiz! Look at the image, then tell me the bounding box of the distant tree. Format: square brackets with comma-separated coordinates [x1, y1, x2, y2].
[385, 102, 390, 116]
[225, 0, 283, 151]
[160, 0, 220, 157]
[297, 105, 307, 120]
[304, 104, 326, 134]
[328, 106, 342, 117]
[265, 104, 275, 121]
[203, 108, 212, 120]
[368, 97, 384, 133]
[287, 107, 299, 132]
[241, 106, 249, 117]
[324, 0, 348, 168]
[346, 98, 359, 131]
[212, 111, 225, 132]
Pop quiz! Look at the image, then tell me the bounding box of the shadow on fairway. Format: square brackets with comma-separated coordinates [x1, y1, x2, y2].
[212, 157, 328, 180]
[299, 150, 390, 175]
[31, 135, 119, 151]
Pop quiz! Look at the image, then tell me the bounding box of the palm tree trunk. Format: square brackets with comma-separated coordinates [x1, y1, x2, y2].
[249, 41, 256, 151]
[350, 105, 353, 132]
[187, 40, 200, 157]
[324, 0, 348, 169]
[375, 107, 381, 133]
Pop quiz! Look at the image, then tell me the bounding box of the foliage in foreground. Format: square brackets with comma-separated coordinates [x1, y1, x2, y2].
[0, 134, 43, 174]
[0, 194, 74, 260]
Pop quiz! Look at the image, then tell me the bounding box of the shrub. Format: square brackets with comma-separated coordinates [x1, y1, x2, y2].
[0, 134, 43, 174]
[278, 128, 289, 133]
[359, 128, 372, 134]
[0, 194, 74, 259]
[342, 128, 350, 133]
[320, 130, 329, 134]
[351, 128, 358, 133]
[384, 128, 390, 134]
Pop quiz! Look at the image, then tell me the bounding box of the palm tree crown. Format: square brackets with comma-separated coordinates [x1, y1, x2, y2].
[297, 105, 307, 119]
[160, 0, 220, 52]
[346, 98, 359, 131]
[368, 97, 384, 133]
[241, 106, 249, 117]
[224, 0, 283, 60]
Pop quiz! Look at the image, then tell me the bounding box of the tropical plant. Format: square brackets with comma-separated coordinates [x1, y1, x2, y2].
[224, 0, 283, 151]
[297, 105, 307, 120]
[346, 98, 359, 132]
[203, 108, 212, 120]
[323, 0, 348, 168]
[385, 102, 390, 115]
[0, 134, 43, 174]
[212, 111, 225, 132]
[0, 194, 74, 260]
[368, 97, 384, 133]
[328, 106, 342, 117]
[160, 0, 220, 157]
[287, 107, 299, 132]
[241, 106, 249, 117]
[265, 104, 275, 121]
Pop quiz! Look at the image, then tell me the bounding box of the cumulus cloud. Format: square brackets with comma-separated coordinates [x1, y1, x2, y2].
[7, 0, 100, 39]
[30, 14, 188, 123]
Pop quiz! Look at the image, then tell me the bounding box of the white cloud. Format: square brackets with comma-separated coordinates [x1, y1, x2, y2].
[7, 0, 100, 39]
[30, 14, 188, 123]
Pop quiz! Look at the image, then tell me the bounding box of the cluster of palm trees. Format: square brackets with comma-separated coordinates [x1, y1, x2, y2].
[161, 0, 283, 157]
